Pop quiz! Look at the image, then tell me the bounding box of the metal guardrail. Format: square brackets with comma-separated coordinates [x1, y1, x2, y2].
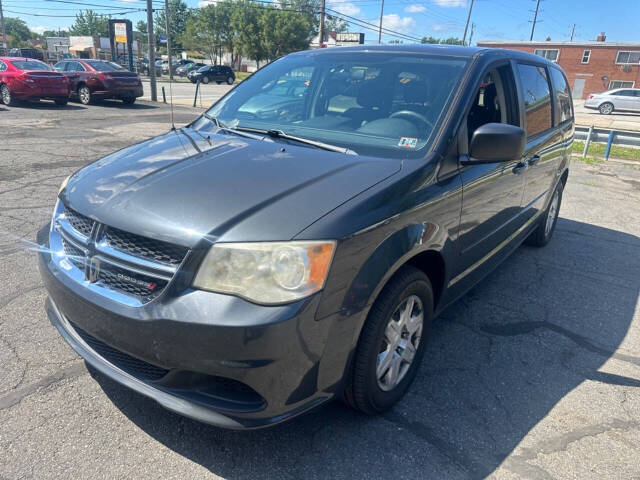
[574, 125, 640, 160]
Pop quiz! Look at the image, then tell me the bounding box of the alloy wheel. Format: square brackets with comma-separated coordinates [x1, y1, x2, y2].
[1, 85, 11, 105]
[599, 103, 613, 115]
[376, 295, 423, 391]
[79, 86, 91, 105]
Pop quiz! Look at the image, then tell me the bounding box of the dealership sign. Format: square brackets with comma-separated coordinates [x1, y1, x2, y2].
[336, 33, 364, 45]
[114, 22, 127, 43]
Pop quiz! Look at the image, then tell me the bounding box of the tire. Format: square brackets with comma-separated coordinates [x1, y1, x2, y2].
[599, 102, 614, 115]
[121, 97, 136, 105]
[78, 85, 91, 105]
[1, 84, 15, 106]
[342, 265, 433, 414]
[525, 181, 563, 247]
[226, 76, 234, 85]
[54, 97, 68, 106]
[201, 76, 210, 84]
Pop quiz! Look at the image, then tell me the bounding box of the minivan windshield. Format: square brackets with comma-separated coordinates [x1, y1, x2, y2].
[200, 51, 469, 158]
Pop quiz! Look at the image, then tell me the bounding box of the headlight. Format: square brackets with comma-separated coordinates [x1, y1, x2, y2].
[193, 241, 336, 304]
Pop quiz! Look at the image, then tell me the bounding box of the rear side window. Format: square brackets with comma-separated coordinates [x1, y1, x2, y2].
[10, 60, 51, 71]
[0, 60, 6, 71]
[517, 64, 552, 137]
[549, 68, 573, 124]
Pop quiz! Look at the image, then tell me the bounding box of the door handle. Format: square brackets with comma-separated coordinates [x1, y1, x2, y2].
[512, 161, 528, 175]
[528, 155, 541, 166]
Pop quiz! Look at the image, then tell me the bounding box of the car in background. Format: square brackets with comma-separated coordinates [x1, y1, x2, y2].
[163, 58, 191, 74]
[187, 65, 235, 85]
[54, 59, 143, 105]
[584, 88, 640, 114]
[176, 61, 206, 77]
[139, 58, 162, 77]
[0, 57, 69, 106]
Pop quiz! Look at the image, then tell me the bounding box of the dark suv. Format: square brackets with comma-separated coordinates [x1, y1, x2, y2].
[39, 45, 572, 429]
[187, 64, 235, 84]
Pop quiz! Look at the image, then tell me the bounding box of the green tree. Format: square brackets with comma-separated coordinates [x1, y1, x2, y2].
[41, 30, 69, 38]
[3, 18, 34, 44]
[69, 10, 109, 37]
[154, 0, 190, 52]
[325, 14, 348, 34]
[260, 5, 314, 62]
[231, 0, 266, 68]
[420, 36, 463, 45]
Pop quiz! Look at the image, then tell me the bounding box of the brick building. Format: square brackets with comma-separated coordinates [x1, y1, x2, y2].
[478, 34, 640, 99]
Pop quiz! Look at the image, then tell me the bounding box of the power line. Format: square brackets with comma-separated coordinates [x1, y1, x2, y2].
[3, 7, 145, 17]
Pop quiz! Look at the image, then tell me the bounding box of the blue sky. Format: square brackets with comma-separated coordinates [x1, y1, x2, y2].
[5, 0, 640, 45]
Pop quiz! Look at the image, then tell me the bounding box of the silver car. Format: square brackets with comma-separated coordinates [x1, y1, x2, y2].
[584, 88, 640, 115]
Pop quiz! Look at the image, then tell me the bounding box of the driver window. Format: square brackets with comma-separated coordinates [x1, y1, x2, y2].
[467, 69, 508, 143]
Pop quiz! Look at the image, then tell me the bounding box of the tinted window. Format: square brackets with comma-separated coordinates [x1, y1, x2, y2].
[616, 90, 636, 97]
[517, 64, 552, 136]
[549, 68, 572, 123]
[0, 61, 6, 71]
[11, 60, 51, 71]
[202, 52, 469, 159]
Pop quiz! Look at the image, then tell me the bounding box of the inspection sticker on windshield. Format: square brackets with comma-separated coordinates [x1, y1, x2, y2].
[398, 137, 418, 148]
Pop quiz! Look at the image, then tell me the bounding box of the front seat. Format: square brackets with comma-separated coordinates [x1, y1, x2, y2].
[343, 80, 391, 128]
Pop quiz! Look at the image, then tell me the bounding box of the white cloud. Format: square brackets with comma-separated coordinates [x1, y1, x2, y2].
[118, 0, 139, 3]
[29, 25, 47, 34]
[431, 0, 466, 7]
[404, 4, 426, 13]
[328, 0, 361, 16]
[382, 14, 416, 33]
[198, 0, 220, 6]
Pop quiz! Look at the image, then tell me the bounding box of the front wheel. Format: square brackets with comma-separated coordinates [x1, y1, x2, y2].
[1, 84, 14, 106]
[599, 102, 614, 115]
[526, 181, 563, 247]
[342, 265, 433, 414]
[226, 76, 234, 85]
[201, 76, 210, 84]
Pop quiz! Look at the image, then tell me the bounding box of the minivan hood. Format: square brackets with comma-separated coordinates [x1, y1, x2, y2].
[62, 128, 400, 247]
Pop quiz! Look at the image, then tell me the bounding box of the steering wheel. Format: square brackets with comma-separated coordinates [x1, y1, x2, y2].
[389, 110, 433, 130]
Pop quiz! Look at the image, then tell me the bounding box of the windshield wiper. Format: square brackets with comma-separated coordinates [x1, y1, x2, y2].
[200, 113, 270, 141]
[233, 126, 358, 155]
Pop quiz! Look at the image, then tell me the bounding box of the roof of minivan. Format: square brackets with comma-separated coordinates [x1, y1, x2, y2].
[294, 44, 558, 66]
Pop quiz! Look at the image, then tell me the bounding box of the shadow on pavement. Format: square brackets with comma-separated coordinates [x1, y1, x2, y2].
[93, 217, 640, 479]
[92, 99, 159, 110]
[11, 100, 86, 111]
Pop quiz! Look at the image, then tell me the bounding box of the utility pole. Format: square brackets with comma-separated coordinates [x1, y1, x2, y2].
[529, 0, 541, 41]
[318, 0, 325, 48]
[378, 0, 384, 44]
[570, 23, 576, 42]
[164, 0, 173, 80]
[468, 23, 475, 47]
[0, 0, 7, 50]
[146, 0, 157, 101]
[462, 0, 474, 46]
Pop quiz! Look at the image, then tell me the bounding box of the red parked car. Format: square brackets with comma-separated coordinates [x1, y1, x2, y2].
[0, 57, 70, 106]
[54, 59, 143, 105]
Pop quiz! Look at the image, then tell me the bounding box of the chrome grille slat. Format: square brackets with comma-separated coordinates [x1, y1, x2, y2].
[50, 201, 188, 305]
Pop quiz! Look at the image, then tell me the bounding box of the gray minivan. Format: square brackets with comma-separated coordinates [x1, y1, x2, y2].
[39, 45, 572, 429]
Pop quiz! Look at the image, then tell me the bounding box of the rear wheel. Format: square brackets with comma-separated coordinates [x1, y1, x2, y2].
[1, 84, 14, 106]
[201, 76, 210, 84]
[121, 97, 136, 105]
[525, 181, 563, 247]
[599, 102, 613, 115]
[226, 76, 234, 85]
[342, 265, 433, 414]
[78, 85, 91, 105]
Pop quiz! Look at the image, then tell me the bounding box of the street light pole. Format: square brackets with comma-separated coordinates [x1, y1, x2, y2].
[462, 0, 474, 46]
[378, 0, 385, 44]
[165, 0, 173, 80]
[146, 0, 157, 101]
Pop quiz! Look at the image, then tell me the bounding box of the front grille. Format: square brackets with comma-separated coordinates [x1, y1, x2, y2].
[70, 321, 169, 381]
[53, 202, 189, 305]
[64, 207, 94, 237]
[104, 226, 188, 267]
[61, 237, 85, 269]
[97, 262, 168, 302]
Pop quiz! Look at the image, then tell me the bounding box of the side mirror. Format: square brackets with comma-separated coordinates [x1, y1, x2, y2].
[462, 123, 526, 164]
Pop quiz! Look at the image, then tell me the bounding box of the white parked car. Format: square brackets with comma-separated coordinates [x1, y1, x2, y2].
[584, 88, 640, 115]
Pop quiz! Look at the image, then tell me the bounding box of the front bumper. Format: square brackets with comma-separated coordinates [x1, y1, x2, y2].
[38, 227, 359, 429]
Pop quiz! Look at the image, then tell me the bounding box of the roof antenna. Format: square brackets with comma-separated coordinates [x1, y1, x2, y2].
[164, 0, 176, 131]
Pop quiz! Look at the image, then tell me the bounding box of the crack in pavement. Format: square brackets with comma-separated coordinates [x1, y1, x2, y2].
[0, 362, 86, 410]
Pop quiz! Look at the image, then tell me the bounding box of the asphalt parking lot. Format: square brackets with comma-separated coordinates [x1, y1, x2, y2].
[1, 100, 640, 479]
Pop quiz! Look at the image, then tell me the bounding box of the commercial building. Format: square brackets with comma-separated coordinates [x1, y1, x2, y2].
[478, 33, 640, 99]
